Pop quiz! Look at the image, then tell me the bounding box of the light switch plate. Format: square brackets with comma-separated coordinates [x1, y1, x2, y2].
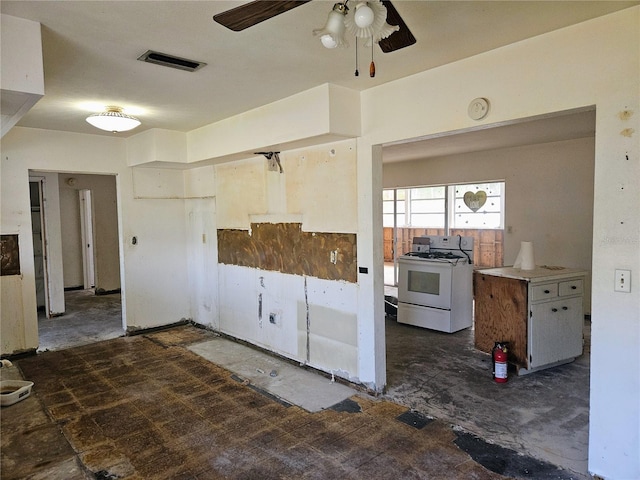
[614, 269, 631, 293]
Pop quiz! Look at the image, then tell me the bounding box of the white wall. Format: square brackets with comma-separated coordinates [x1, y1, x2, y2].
[214, 140, 361, 382]
[59, 180, 83, 287]
[124, 167, 191, 330]
[0, 128, 192, 350]
[361, 9, 639, 479]
[384, 136, 595, 311]
[0, 14, 44, 137]
[185, 164, 218, 329]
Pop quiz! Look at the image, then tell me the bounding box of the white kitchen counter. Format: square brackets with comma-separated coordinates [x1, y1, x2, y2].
[476, 266, 588, 283]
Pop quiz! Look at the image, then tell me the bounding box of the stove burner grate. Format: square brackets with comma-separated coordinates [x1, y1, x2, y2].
[405, 251, 464, 260]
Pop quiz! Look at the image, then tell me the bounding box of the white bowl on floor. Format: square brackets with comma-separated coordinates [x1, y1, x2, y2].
[0, 380, 34, 407]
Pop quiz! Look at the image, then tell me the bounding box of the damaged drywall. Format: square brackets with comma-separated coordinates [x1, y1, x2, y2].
[218, 222, 357, 283]
[1, 235, 20, 276]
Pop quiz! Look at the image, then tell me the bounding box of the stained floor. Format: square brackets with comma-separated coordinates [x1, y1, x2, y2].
[8, 289, 590, 479]
[2, 326, 514, 480]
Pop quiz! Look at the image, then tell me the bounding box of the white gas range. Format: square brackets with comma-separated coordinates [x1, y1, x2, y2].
[397, 235, 474, 333]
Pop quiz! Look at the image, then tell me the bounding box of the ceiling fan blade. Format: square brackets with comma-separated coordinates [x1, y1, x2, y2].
[213, 0, 312, 32]
[378, 0, 416, 53]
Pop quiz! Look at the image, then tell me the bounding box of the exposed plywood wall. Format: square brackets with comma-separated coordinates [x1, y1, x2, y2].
[218, 223, 357, 283]
[473, 272, 528, 367]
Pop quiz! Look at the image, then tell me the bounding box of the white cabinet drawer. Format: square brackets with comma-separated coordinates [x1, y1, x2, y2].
[559, 279, 583, 297]
[531, 283, 558, 301]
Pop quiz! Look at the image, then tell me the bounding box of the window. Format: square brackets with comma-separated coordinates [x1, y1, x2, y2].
[383, 182, 505, 284]
[384, 186, 445, 228]
[384, 182, 504, 231]
[408, 186, 445, 228]
[382, 190, 396, 227]
[452, 182, 504, 229]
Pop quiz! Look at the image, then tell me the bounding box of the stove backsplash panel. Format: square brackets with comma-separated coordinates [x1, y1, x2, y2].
[218, 223, 357, 283]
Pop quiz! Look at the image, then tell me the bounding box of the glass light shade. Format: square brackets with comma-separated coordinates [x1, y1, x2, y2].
[86, 107, 141, 133]
[320, 34, 338, 49]
[354, 3, 374, 28]
[313, 3, 348, 49]
[344, 0, 399, 45]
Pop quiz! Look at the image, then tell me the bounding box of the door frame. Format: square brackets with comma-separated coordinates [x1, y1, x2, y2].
[29, 176, 52, 317]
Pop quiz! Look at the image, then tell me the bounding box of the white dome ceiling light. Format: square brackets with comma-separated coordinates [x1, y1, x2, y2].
[86, 106, 141, 133]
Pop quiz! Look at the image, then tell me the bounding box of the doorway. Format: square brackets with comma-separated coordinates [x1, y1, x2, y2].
[32, 172, 125, 351]
[380, 109, 595, 476]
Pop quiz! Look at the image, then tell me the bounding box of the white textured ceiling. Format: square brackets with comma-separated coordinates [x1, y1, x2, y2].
[1, 1, 634, 159]
[382, 108, 597, 162]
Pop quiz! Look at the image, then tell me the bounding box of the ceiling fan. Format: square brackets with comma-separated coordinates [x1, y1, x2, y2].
[213, 0, 416, 54]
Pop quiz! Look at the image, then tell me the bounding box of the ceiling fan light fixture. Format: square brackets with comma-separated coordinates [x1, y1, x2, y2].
[320, 34, 338, 49]
[86, 106, 141, 133]
[313, 2, 349, 49]
[354, 3, 374, 28]
[345, 0, 399, 45]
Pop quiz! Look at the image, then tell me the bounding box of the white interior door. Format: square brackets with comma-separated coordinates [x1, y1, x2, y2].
[79, 189, 95, 289]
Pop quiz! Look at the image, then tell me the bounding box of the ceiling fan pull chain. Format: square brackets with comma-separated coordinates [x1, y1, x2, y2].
[354, 38, 359, 76]
[370, 40, 376, 78]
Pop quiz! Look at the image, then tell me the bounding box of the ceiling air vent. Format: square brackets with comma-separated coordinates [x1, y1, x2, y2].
[137, 50, 206, 72]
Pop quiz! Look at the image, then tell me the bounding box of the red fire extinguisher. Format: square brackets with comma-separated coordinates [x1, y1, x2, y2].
[492, 342, 508, 383]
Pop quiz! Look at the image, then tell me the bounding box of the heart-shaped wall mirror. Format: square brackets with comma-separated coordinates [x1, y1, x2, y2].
[463, 190, 487, 212]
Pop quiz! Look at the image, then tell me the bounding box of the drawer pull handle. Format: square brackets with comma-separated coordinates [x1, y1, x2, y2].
[544, 290, 550, 294]
[552, 308, 558, 312]
[571, 285, 577, 290]
[562, 306, 568, 311]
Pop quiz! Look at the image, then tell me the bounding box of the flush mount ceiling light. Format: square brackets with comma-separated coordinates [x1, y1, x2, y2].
[86, 106, 141, 133]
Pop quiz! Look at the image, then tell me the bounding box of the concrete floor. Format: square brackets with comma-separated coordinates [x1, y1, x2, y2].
[38, 289, 124, 352]
[5, 288, 591, 479]
[384, 313, 591, 477]
[384, 284, 590, 477]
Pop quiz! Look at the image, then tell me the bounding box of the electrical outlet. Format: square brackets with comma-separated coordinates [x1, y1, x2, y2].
[268, 311, 281, 326]
[615, 269, 631, 293]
